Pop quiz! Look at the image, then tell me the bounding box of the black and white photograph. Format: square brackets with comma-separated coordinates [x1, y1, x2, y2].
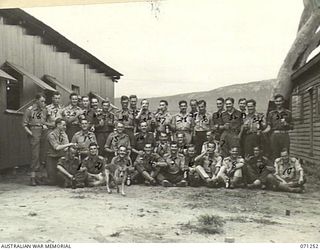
[0, 0, 319, 245]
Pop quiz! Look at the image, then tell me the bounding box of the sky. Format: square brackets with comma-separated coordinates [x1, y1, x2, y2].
[24, 0, 304, 98]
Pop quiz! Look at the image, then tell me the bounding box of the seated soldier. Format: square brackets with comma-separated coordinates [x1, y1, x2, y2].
[184, 144, 202, 187]
[216, 147, 244, 188]
[132, 121, 156, 160]
[157, 141, 188, 187]
[194, 142, 223, 187]
[154, 132, 170, 157]
[71, 118, 97, 160]
[82, 142, 107, 187]
[244, 146, 274, 189]
[201, 131, 220, 155]
[176, 132, 188, 156]
[108, 145, 136, 195]
[56, 146, 87, 188]
[268, 148, 306, 193]
[104, 122, 131, 160]
[134, 144, 166, 185]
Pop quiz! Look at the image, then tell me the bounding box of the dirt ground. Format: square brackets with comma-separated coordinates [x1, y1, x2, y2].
[0, 168, 319, 243]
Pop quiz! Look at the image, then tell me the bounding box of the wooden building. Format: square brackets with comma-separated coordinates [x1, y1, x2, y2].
[290, 53, 320, 165]
[0, 9, 122, 169]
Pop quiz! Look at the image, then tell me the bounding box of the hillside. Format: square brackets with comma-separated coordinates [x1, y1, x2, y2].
[115, 79, 276, 114]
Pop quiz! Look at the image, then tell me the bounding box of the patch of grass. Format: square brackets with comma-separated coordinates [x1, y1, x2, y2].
[110, 231, 121, 237]
[227, 216, 279, 225]
[251, 218, 279, 225]
[181, 214, 225, 235]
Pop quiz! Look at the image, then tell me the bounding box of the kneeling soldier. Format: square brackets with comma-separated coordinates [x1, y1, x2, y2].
[269, 148, 306, 193]
[244, 146, 274, 189]
[194, 142, 222, 187]
[217, 147, 244, 188]
[56, 146, 86, 188]
[82, 142, 107, 187]
[157, 141, 188, 187]
[134, 144, 166, 185]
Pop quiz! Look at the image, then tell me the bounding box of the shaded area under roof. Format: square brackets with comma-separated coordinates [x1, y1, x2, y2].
[0, 68, 17, 81]
[4, 61, 57, 92]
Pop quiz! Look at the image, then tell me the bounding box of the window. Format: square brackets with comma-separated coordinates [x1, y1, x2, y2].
[291, 87, 303, 120]
[72, 85, 80, 95]
[6, 79, 21, 110]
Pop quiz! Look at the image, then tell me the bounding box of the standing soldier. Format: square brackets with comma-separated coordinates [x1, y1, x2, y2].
[189, 99, 198, 119]
[219, 97, 243, 157]
[115, 96, 135, 144]
[135, 99, 156, 132]
[23, 93, 48, 186]
[62, 93, 83, 141]
[193, 100, 212, 155]
[71, 118, 97, 160]
[104, 122, 131, 160]
[154, 100, 173, 141]
[95, 99, 115, 156]
[129, 95, 139, 121]
[212, 97, 225, 142]
[217, 147, 244, 188]
[157, 142, 188, 187]
[134, 143, 166, 185]
[241, 99, 266, 157]
[43, 91, 64, 167]
[238, 98, 247, 116]
[172, 100, 194, 144]
[263, 94, 293, 161]
[47, 118, 75, 185]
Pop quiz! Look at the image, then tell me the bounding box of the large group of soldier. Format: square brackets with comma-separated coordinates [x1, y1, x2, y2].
[22, 91, 306, 194]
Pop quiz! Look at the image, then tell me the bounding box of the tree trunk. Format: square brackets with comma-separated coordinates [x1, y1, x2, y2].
[272, 0, 320, 101]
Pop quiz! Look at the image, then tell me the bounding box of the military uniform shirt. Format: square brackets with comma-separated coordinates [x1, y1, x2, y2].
[274, 157, 302, 181]
[136, 110, 156, 131]
[62, 105, 83, 125]
[163, 153, 185, 175]
[154, 112, 173, 133]
[222, 156, 245, 173]
[23, 104, 47, 127]
[82, 155, 106, 175]
[172, 113, 194, 132]
[95, 109, 115, 132]
[133, 132, 156, 151]
[110, 156, 133, 171]
[71, 131, 97, 153]
[47, 128, 69, 157]
[243, 112, 266, 134]
[115, 109, 135, 129]
[134, 153, 163, 173]
[197, 154, 222, 175]
[154, 142, 170, 157]
[105, 132, 131, 152]
[267, 109, 293, 131]
[46, 104, 64, 128]
[194, 112, 212, 132]
[221, 109, 243, 134]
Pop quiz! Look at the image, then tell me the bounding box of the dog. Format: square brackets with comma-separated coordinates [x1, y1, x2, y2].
[106, 163, 129, 196]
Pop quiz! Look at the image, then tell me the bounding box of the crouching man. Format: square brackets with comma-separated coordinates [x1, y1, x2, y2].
[108, 145, 135, 196]
[216, 147, 244, 188]
[268, 148, 306, 193]
[244, 146, 274, 189]
[194, 142, 223, 187]
[184, 145, 201, 187]
[157, 141, 188, 187]
[82, 142, 107, 187]
[134, 144, 166, 185]
[56, 146, 87, 188]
